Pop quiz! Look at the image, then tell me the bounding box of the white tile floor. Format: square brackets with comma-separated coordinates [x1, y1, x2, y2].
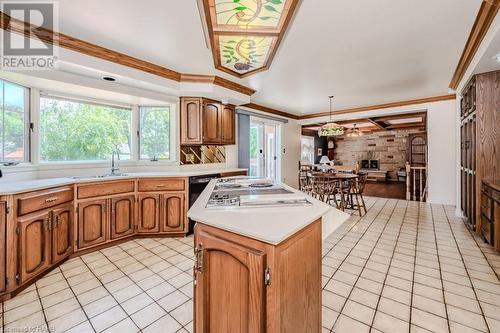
[2, 197, 500, 332]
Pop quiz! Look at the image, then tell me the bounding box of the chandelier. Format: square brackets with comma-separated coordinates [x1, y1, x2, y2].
[318, 96, 344, 137]
[347, 123, 363, 137]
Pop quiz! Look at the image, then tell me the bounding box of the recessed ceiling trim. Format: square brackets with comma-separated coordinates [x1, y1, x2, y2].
[0, 11, 256, 96]
[201, 0, 300, 78]
[449, 0, 500, 89]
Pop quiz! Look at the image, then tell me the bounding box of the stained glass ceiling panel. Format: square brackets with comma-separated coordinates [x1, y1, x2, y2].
[218, 35, 274, 74]
[214, 0, 286, 29]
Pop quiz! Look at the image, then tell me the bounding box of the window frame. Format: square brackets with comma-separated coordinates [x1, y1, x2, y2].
[138, 105, 172, 161]
[0, 79, 30, 164]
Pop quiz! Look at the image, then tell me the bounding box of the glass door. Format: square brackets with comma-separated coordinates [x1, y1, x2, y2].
[249, 119, 280, 181]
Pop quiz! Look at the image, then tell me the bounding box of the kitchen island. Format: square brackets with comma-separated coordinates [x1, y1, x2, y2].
[188, 177, 349, 333]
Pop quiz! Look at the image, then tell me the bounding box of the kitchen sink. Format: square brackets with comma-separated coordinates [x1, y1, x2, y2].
[72, 173, 129, 179]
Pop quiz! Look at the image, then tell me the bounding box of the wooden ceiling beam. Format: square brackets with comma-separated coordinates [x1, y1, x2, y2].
[366, 118, 388, 130]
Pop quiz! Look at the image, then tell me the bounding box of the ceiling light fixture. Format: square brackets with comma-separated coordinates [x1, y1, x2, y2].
[102, 76, 117, 82]
[318, 96, 344, 137]
[496, 54, 500, 62]
[347, 123, 363, 137]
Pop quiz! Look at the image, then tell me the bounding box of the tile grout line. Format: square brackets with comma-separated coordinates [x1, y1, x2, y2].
[57, 265, 98, 333]
[429, 203, 452, 333]
[34, 278, 51, 332]
[407, 201, 421, 333]
[329, 198, 399, 330]
[368, 200, 409, 330]
[441, 205, 491, 333]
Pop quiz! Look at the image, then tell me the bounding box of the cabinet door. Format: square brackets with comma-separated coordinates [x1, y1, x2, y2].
[161, 193, 185, 233]
[194, 228, 266, 333]
[221, 105, 235, 144]
[203, 101, 221, 143]
[17, 211, 51, 283]
[0, 202, 6, 292]
[181, 98, 202, 145]
[110, 195, 135, 240]
[77, 199, 108, 249]
[137, 194, 161, 233]
[51, 204, 73, 264]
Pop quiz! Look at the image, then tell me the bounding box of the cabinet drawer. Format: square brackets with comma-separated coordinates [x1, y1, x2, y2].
[78, 181, 135, 199]
[138, 178, 185, 192]
[17, 187, 73, 216]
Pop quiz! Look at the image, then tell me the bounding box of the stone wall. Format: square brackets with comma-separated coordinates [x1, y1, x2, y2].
[333, 129, 425, 181]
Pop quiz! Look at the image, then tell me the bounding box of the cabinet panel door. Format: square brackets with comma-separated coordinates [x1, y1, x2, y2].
[181, 98, 202, 144]
[77, 199, 108, 249]
[137, 194, 161, 233]
[51, 204, 73, 264]
[162, 193, 185, 233]
[203, 102, 221, 143]
[194, 228, 266, 333]
[18, 211, 51, 283]
[221, 105, 235, 144]
[0, 202, 6, 292]
[110, 195, 135, 240]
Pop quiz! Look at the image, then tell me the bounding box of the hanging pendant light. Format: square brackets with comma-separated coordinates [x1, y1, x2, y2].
[347, 123, 363, 137]
[318, 96, 344, 137]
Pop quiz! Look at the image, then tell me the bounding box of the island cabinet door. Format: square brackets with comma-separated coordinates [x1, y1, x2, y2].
[77, 199, 108, 250]
[137, 194, 161, 233]
[194, 229, 266, 333]
[110, 195, 135, 240]
[161, 193, 185, 233]
[17, 211, 52, 284]
[0, 202, 7, 292]
[51, 204, 73, 264]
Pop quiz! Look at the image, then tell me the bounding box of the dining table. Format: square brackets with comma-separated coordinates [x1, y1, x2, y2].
[310, 172, 359, 210]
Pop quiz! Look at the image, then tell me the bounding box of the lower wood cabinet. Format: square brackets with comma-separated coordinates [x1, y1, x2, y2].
[162, 193, 185, 233]
[77, 199, 108, 249]
[194, 220, 322, 333]
[137, 194, 161, 233]
[0, 202, 7, 293]
[110, 195, 135, 240]
[17, 203, 74, 284]
[51, 204, 74, 264]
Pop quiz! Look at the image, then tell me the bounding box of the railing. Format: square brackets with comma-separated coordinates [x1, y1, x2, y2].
[406, 162, 427, 201]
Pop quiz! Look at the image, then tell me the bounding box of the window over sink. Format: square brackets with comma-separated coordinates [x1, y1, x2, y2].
[139, 106, 170, 161]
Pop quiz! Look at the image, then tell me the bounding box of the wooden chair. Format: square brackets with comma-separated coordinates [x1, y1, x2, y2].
[310, 174, 340, 207]
[349, 173, 367, 216]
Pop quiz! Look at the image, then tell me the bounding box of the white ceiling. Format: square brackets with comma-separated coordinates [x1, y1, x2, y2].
[51, 0, 483, 114]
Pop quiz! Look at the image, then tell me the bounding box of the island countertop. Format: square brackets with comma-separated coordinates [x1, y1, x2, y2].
[187, 178, 350, 245]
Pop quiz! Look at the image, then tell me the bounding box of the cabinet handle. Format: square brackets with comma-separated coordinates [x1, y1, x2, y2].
[45, 197, 59, 203]
[156, 184, 166, 187]
[54, 215, 59, 228]
[44, 217, 50, 231]
[194, 243, 203, 273]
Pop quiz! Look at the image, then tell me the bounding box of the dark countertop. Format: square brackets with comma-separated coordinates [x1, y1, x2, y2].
[483, 179, 500, 192]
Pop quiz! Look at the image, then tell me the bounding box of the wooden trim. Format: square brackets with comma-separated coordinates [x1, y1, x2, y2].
[449, 0, 500, 89]
[299, 94, 456, 120]
[201, 0, 300, 78]
[242, 103, 300, 120]
[0, 11, 256, 96]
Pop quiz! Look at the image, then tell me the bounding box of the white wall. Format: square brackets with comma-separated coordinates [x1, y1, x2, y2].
[300, 99, 457, 205]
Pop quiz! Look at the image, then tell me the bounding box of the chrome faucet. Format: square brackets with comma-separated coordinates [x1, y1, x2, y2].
[111, 151, 120, 175]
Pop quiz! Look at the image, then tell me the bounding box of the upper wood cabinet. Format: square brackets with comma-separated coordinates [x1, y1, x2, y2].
[180, 97, 235, 145]
[51, 204, 73, 264]
[0, 202, 7, 293]
[110, 195, 135, 240]
[77, 199, 108, 250]
[17, 210, 52, 284]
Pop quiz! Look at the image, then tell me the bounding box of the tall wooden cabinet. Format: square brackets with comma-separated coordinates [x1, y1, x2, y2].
[180, 97, 236, 145]
[460, 71, 500, 234]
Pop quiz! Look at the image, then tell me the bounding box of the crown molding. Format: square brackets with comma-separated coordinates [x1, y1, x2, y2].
[0, 11, 256, 96]
[298, 94, 456, 120]
[449, 0, 500, 89]
[241, 103, 300, 120]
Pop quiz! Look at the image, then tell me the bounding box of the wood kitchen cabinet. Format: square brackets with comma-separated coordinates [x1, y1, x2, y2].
[194, 220, 322, 332]
[180, 97, 235, 145]
[51, 204, 74, 264]
[162, 193, 185, 233]
[137, 194, 161, 233]
[110, 195, 135, 240]
[77, 199, 108, 249]
[17, 210, 52, 283]
[0, 202, 7, 293]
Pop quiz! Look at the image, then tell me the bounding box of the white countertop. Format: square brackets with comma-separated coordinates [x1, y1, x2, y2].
[187, 178, 350, 245]
[0, 168, 247, 195]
